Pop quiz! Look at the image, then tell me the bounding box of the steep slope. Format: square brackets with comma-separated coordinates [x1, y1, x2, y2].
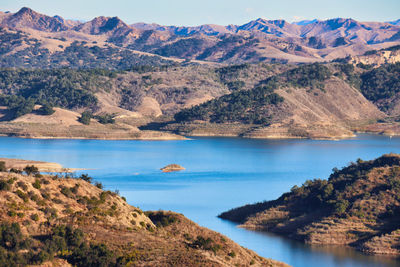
[0, 166, 286, 266]
[348, 45, 400, 66]
[219, 154, 400, 256]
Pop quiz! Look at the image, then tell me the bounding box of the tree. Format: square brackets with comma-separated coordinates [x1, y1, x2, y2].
[24, 165, 39, 176]
[38, 103, 55, 115]
[79, 111, 92, 125]
[79, 174, 92, 184]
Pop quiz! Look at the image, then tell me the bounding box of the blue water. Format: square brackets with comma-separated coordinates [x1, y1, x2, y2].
[0, 134, 399, 267]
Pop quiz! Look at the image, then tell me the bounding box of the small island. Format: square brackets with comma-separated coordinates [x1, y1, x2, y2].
[160, 164, 185, 172]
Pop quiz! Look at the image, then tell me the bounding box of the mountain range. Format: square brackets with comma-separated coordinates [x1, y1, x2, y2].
[0, 7, 399, 141]
[1, 7, 400, 64]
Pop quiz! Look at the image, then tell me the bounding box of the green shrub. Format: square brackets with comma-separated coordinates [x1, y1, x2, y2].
[94, 113, 115, 124]
[38, 103, 55, 115]
[24, 165, 39, 176]
[191, 236, 221, 254]
[79, 174, 92, 183]
[32, 180, 41, 189]
[15, 190, 28, 202]
[79, 111, 92, 125]
[68, 243, 116, 267]
[334, 199, 350, 215]
[0, 223, 26, 250]
[95, 182, 103, 189]
[17, 181, 28, 191]
[147, 212, 178, 227]
[9, 168, 22, 174]
[30, 214, 39, 221]
[60, 186, 73, 198]
[0, 180, 10, 191]
[7, 210, 17, 217]
[0, 161, 6, 172]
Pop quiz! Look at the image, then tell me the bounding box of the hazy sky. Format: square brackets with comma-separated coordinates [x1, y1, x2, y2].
[1, 0, 399, 26]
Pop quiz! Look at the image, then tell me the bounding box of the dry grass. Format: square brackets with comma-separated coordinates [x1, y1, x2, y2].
[0, 169, 287, 267]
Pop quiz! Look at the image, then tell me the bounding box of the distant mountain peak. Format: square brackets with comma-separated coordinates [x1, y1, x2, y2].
[53, 15, 65, 24]
[323, 18, 360, 30]
[15, 7, 34, 15]
[3, 6, 69, 32]
[73, 15, 134, 36]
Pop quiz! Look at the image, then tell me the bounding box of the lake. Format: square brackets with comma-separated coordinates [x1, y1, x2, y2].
[0, 134, 399, 267]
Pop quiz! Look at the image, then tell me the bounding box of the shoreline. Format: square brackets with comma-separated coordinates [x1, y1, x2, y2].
[0, 157, 81, 172]
[0, 130, 395, 141]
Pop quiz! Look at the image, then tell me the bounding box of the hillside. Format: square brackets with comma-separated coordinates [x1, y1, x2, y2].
[1, 61, 399, 139]
[169, 63, 384, 139]
[347, 45, 400, 67]
[219, 154, 400, 256]
[0, 162, 287, 266]
[0, 8, 400, 66]
[1, 58, 400, 139]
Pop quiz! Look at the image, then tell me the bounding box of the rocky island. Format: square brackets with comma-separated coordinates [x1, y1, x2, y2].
[219, 154, 400, 256]
[160, 164, 185, 172]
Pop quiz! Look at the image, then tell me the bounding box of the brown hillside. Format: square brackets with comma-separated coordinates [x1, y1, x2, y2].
[219, 154, 400, 256]
[0, 167, 287, 266]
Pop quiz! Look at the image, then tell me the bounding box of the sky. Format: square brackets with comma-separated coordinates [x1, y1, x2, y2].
[1, 0, 399, 26]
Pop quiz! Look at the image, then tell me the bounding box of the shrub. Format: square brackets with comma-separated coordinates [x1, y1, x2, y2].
[0, 223, 26, 251]
[334, 199, 350, 215]
[94, 113, 115, 124]
[68, 243, 116, 267]
[78, 111, 92, 125]
[30, 214, 39, 221]
[24, 165, 39, 176]
[60, 186, 73, 198]
[38, 103, 55, 115]
[147, 212, 178, 227]
[0, 161, 6, 172]
[0, 180, 10, 191]
[32, 180, 41, 189]
[7, 210, 17, 217]
[17, 181, 28, 191]
[15, 190, 29, 202]
[95, 182, 103, 189]
[9, 168, 22, 174]
[79, 174, 92, 184]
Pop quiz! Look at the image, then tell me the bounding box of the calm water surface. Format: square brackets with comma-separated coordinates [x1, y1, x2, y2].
[0, 134, 399, 267]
